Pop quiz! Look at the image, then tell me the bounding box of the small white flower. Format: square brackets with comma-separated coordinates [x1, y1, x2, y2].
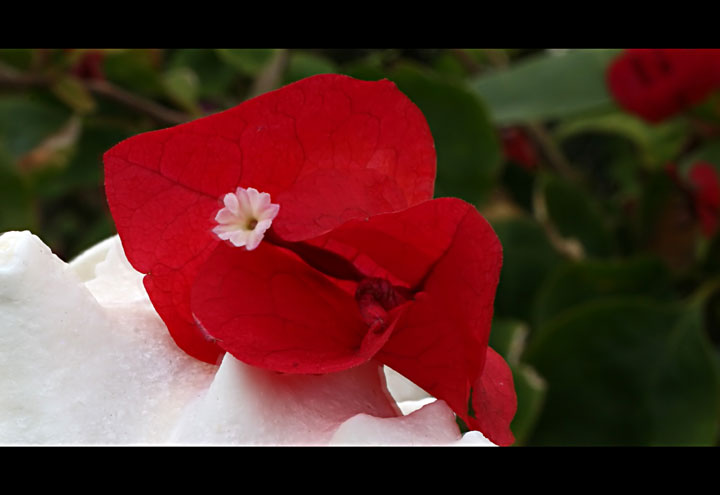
[212, 187, 280, 250]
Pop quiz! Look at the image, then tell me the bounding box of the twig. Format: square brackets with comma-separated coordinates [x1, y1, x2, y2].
[0, 62, 189, 126]
[84, 79, 188, 125]
[525, 122, 582, 183]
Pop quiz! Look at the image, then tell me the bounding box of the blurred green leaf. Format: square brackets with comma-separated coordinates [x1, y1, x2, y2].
[50, 75, 96, 115]
[344, 54, 388, 81]
[162, 66, 200, 114]
[533, 257, 674, 327]
[525, 300, 720, 445]
[680, 140, 720, 172]
[33, 120, 133, 199]
[489, 318, 528, 362]
[0, 96, 71, 160]
[0, 153, 35, 232]
[390, 62, 502, 205]
[216, 49, 277, 77]
[541, 174, 616, 257]
[103, 49, 164, 97]
[510, 364, 546, 445]
[491, 217, 565, 321]
[431, 51, 469, 78]
[284, 51, 337, 84]
[167, 49, 238, 101]
[0, 49, 34, 71]
[471, 49, 619, 124]
[555, 111, 689, 169]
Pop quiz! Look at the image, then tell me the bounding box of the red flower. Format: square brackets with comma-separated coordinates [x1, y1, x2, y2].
[104, 74, 516, 445]
[71, 49, 105, 81]
[501, 127, 538, 170]
[607, 49, 720, 123]
[688, 162, 720, 238]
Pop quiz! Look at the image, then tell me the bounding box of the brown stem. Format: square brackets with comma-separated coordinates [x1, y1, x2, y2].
[525, 122, 581, 183]
[84, 79, 188, 125]
[0, 63, 189, 126]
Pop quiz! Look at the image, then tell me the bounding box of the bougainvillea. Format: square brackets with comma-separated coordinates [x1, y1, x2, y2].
[501, 127, 538, 170]
[104, 74, 516, 445]
[607, 49, 720, 123]
[688, 162, 720, 238]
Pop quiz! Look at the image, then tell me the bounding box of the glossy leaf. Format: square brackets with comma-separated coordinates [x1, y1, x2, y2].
[509, 364, 546, 445]
[555, 111, 689, 169]
[491, 217, 564, 321]
[532, 257, 674, 327]
[162, 66, 200, 114]
[390, 62, 502, 205]
[0, 96, 70, 160]
[541, 174, 616, 257]
[216, 49, 278, 76]
[471, 49, 619, 124]
[525, 299, 720, 445]
[284, 51, 338, 84]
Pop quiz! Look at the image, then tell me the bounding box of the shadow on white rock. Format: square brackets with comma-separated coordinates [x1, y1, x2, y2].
[0, 231, 495, 446]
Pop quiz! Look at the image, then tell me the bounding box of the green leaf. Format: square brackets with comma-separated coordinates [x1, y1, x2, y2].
[389, 62, 502, 205]
[509, 364, 546, 446]
[284, 51, 337, 84]
[33, 120, 133, 199]
[343, 55, 388, 82]
[489, 318, 528, 363]
[0, 153, 35, 232]
[555, 111, 690, 169]
[50, 75, 97, 115]
[103, 49, 165, 98]
[540, 174, 616, 257]
[167, 49, 238, 100]
[162, 66, 200, 114]
[216, 49, 278, 77]
[471, 49, 620, 124]
[679, 140, 720, 172]
[525, 300, 720, 445]
[0, 96, 71, 160]
[533, 257, 674, 327]
[0, 49, 34, 71]
[491, 217, 564, 322]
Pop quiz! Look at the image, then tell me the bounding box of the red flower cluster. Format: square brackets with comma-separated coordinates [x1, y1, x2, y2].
[70, 49, 105, 81]
[501, 127, 538, 170]
[607, 49, 720, 123]
[688, 162, 720, 238]
[104, 74, 516, 445]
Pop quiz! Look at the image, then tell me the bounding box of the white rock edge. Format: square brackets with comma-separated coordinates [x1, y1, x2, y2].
[0, 231, 494, 446]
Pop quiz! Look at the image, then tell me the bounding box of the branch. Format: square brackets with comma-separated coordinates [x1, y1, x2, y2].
[0, 63, 189, 126]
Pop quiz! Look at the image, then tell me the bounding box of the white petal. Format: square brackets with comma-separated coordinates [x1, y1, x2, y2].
[229, 231, 249, 247]
[223, 193, 240, 215]
[214, 208, 237, 225]
[234, 187, 252, 216]
[258, 203, 280, 221]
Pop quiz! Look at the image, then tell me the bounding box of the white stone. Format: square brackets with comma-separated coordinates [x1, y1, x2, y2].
[0, 231, 495, 446]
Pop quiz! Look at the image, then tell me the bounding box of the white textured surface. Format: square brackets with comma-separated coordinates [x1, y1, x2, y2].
[170, 353, 399, 445]
[0, 231, 494, 446]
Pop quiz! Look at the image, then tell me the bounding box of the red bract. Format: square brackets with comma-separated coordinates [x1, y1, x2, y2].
[104, 74, 516, 445]
[501, 127, 538, 171]
[688, 162, 720, 238]
[607, 49, 720, 123]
